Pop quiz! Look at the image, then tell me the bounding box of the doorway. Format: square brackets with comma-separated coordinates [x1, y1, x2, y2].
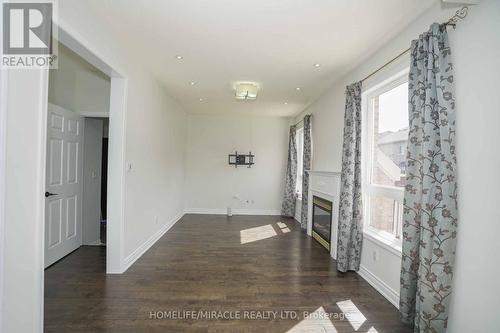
[44, 41, 112, 266]
[1, 20, 129, 331]
[82, 117, 109, 247]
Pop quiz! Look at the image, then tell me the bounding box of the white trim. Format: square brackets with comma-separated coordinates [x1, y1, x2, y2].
[306, 170, 342, 177]
[363, 230, 402, 257]
[106, 77, 128, 274]
[37, 68, 51, 333]
[122, 211, 184, 272]
[54, 18, 126, 78]
[358, 265, 400, 309]
[185, 208, 282, 216]
[50, 19, 129, 275]
[0, 61, 7, 333]
[0, 3, 5, 325]
[361, 69, 409, 239]
[79, 111, 109, 118]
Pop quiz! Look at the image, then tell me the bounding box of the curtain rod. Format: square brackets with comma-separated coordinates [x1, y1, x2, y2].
[292, 119, 303, 127]
[292, 114, 312, 127]
[361, 6, 469, 83]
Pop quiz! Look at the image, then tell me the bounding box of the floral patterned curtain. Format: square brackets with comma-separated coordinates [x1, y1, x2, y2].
[281, 125, 297, 217]
[300, 115, 312, 229]
[400, 23, 458, 332]
[337, 81, 363, 272]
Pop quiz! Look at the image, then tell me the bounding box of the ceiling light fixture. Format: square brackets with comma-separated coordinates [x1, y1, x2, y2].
[175, 55, 183, 60]
[296, 87, 301, 91]
[313, 63, 320, 68]
[190, 81, 196, 86]
[199, 98, 203, 102]
[233, 81, 260, 101]
[284, 102, 288, 105]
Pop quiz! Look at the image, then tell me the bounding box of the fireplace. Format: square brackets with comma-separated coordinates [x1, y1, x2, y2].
[312, 196, 333, 251]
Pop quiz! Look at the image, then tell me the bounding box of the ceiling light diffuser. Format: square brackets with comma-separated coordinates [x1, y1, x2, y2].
[175, 55, 183, 60]
[233, 82, 260, 100]
[314, 63, 320, 68]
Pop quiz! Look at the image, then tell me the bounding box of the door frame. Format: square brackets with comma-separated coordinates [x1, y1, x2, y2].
[0, 41, 7, 333]
[0, 2, 6, 327]
[55, 21, 128, 274]
[1, 18, 128, 332]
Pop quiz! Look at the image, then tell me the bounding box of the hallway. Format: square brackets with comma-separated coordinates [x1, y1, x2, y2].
[44, 215, 409, 332]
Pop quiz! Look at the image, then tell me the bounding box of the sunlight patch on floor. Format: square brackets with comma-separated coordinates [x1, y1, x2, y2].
[240, 224, 277, 244]
[286, 307, 337, 333]
[277, 221, 291, 233]
[336, 299, 367, 331]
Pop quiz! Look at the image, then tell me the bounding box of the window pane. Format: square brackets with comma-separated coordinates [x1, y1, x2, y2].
[371, 82, 408, 188]
[369, 196, 399, 234]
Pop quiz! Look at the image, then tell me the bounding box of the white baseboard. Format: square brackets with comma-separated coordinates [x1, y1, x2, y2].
[121, 210, 184, 273]
[185, 208, 281, 216]
[358, 265, 400, 309]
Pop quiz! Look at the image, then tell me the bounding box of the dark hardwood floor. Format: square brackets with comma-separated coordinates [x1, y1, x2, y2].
[45, 214, 410, 333]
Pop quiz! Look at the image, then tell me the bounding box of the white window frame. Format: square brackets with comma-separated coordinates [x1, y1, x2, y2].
[361, 69, 409, 252]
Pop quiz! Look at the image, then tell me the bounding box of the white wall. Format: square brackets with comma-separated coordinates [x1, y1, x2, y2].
[1, 2, 188, 332]
[55, 0, 188, 267]
[294, 1, 500, 331]
[2, 68, 48, 333]
[123, 77, 186, 258]
[185, 114, 289, 215]
[447, 1, 500, 331]
[82, 118, 104, 245]
[49, 43, 110, 114]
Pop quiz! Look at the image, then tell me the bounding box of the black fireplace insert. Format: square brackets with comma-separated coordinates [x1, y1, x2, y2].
[312, 196, 333, 251]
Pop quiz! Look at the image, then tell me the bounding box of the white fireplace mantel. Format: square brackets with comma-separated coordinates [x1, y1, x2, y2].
[306, 170, 341, 260]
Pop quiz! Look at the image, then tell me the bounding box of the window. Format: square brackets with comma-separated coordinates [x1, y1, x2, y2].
[363, 72, 409, 245]
[296, 127, 304, 197]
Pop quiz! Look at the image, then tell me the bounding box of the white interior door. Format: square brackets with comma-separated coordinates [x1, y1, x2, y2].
[45, 104, 84, 268]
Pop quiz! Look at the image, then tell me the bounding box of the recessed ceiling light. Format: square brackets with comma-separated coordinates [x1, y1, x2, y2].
[284, 102, 288, 105]
[313, 63, 320, 68]
[296, 87, 301, 91]
[175, 55, 183, 60]
[199, 98, 204, 102]
[190, 81, 196, 86]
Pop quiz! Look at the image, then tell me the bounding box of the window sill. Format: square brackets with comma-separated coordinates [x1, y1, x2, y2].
[363, 229, 402, 257]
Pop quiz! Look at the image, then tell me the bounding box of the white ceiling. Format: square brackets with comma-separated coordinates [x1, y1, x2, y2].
[84, 0, 437, 116]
